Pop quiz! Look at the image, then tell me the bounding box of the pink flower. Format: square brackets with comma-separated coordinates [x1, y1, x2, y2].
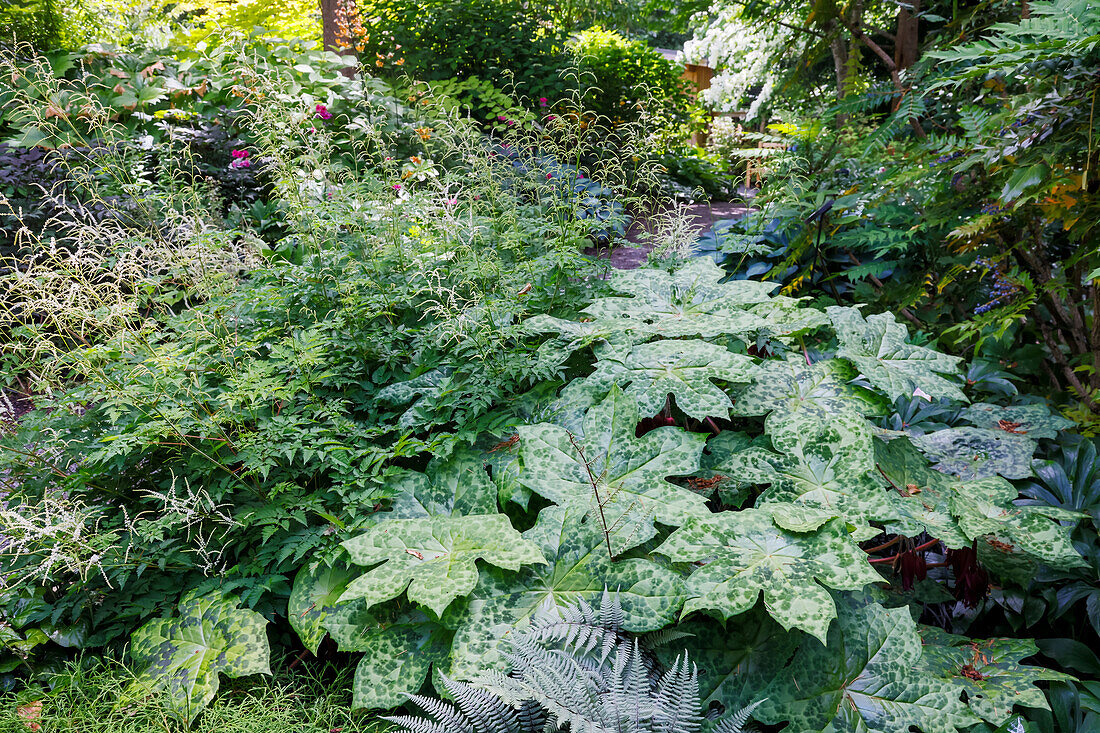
[473, 194, 480, 200]
[444, 196, 458, 205]
[497, 115, 506, 121]
[546, 114, 557, 121]
[230, 149, 249, 158]
[315, 103, 332, 120]
[506, 119, 515, 126]
[229, 149, 251, 169]
[539, 97, 547, 107]
[392, 183, 402, 191]
[546, 173, 553, 179]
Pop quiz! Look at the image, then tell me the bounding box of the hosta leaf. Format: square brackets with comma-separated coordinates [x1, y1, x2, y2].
[716, 412, 899, 526]
[757, 593, 980, 733]
[324, 601, 450, 710]
[911, 427, 1036, 480]
[919, 628, 1073, 725]
[128, 592, 271, 723]
[576, 339, 755, 420]
[654, 608, 798, 711]
[961, 402, 1074, 440]
[517, 386, 708, 551]
[445, 505, 684, 680]
[828, 307, 965, 402]
[288, 560, 357, 654]
[340, 515, 547, 617]
[730, 356, 883, 424]
[389, 448, 498, 518]
[656, 505, 881, 642]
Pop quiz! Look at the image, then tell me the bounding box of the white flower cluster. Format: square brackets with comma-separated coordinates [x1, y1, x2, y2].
[681, 6, 807, 121]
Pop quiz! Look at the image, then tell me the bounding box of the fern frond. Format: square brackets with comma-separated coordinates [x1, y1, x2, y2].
[711, 699, 766, 733]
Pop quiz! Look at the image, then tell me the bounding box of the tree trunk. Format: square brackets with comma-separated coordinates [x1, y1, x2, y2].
[894, 0, 920, 71]
[320, 0, 340, 52]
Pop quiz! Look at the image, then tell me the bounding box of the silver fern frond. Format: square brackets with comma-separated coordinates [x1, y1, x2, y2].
[710, 699, 765, 733]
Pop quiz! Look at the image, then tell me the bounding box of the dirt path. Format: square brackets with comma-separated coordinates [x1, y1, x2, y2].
[585, 200, 751, 269]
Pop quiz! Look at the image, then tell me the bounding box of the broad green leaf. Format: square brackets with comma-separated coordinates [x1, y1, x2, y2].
[757, 593, 980, 733]
[730, 356, 882, 424]
[876, 438, 972, 547]
[716, 412, 899, 526]
[960, 402, 1074, 440]
[128, 592, 271, 723]
[654, 609, 798, 711]
[389, 448, 498, 518]
[1001, 163, 1049, 203]
[340, 515, 547, 617]
[577, 339, 755, 420]
[828, 307, 965, 402]
[517, 386, 709, 551]
[911, 427, 1036, 480]
[288, 561, 357, 654]
[919, 628, 1072, 725]
[445, 505, 684, 680]
[324, 601, 450, 709]
[656, 505, 881, 642]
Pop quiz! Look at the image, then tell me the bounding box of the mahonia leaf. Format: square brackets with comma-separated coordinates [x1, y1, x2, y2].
[730, 355, 883, 424]
[911, 427, 1036, 480]
[656, 505, 881, 642]
[324, 600, 450, 710]
[128, 592, 271, 723]
[389, 448, 498, 518]
[828, 307, 965, 402]
[960, 402, 1074, 440]
[444, 505, 684, 680]
[583, 258, 776, 338]
[654, 608, 798, 712]
[340, 516, 547, 617]
[288, 560, 357, 654]
[517, 385, 709, 552]
[575, 338, 756, 420]
[919, 628, 1073, 726]
[715, 412, 899, 526]
[757, 593, 980, 733]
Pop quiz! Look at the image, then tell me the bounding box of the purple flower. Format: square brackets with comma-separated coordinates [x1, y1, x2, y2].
[315, 103, 332, 120]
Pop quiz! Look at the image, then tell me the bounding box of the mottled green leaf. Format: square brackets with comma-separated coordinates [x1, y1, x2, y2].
[128, 592, 271, 723]
[828, 307, 965, 402]
[757, 593, 980, 733]
[288, 561, 357, 654]
[961, 402, 1074, 440]
[389, 448, 498, 518]
[575, 338, 755, 420]
[920, 628, 1073, 725]
[730, 355, 882, 424]
[445, 505, 684, 680]
[656, 505, 881, 642]
[876, 438, 972, 547]
[517, 386, 709, 552]
[324, 601, 450, 710]
[912, 427, 1036, 480]
[340, 515, 547, 617]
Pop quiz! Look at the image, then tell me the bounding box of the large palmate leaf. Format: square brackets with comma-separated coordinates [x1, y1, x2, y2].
[730, 356, 883, 424]
[575, 339, 755, 420]
[288, 561, 358, 654]
[757, 593, 979, 733]
[324, 601, 450, 710]
[340, 516, 547, 617]
[656, 504, 880, 642]
[654, 608, 799, 712]
[445, 505, 684, 680]
[960, 402, 1075, 441]
[583, 258, 778, 338]
[828, 307, 965, 402]
[517, 386, 708, 550]
[128, 593, 271, 723]
[920, 628, 1073, 726]
[876, 438, 972, 547]
[389, 448, 498, 518]
[715, 412, 898, 526]
[912, 427, 1036, 480]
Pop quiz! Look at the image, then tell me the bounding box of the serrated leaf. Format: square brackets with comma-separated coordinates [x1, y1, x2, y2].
[323, 601, 450, 709]
[340, 515, 547, 617]
[960, 402, 1074, 440]
[911, 427, 1036, 480]
[576, 339, 755, 420]
[730, 355, 882, 424]
[128, 592, 271, 723]
[288, 561, 357, 654]
[757, 593, 980, 733]
[445, 505, 684, 680]
[517, 386, 708, 552]
[656, 505, 881, 642]
[389, 448, 498, 518]
[919, 628, 1073, 725]
[828, 307, 965, 402]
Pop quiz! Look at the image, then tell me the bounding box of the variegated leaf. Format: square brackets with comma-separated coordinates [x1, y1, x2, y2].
[911, 427, 1036, 480]
[288, 560, 357, 654]
[960, 402, 1074, 441]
